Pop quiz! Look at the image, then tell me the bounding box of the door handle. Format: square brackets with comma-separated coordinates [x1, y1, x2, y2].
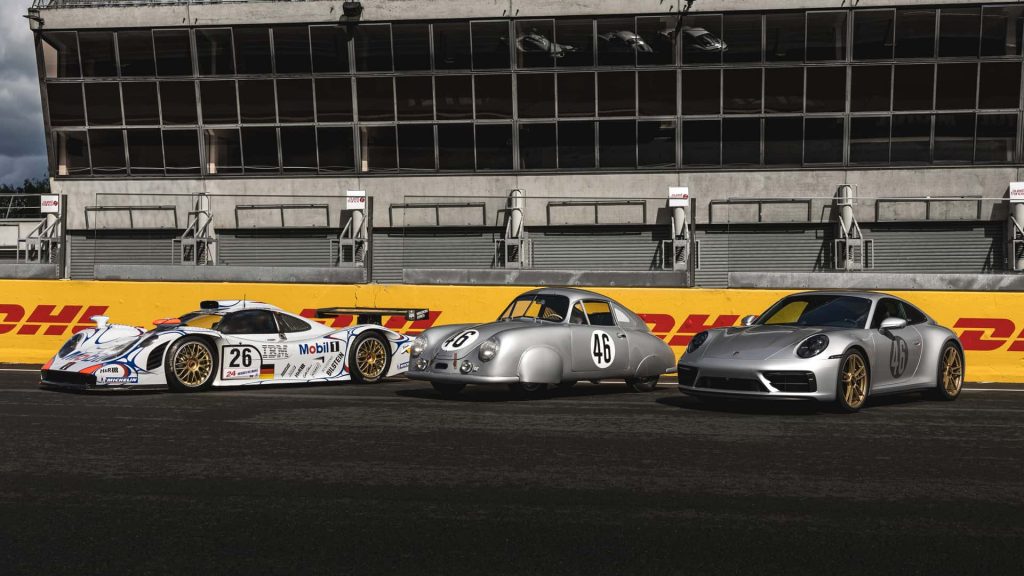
[617, 333, 627, 339]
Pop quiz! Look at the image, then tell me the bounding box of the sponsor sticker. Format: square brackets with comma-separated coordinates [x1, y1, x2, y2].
[298, 340, 341, 355]
[326, 353, 344, 376]
[261, 344, 289, 360]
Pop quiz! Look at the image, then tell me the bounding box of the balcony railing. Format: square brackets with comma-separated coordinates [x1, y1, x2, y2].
[32, 0, 308, 8]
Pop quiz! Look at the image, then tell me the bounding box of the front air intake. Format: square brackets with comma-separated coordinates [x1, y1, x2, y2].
[763, 371, 817, 393]
[147, 343, 168, 371]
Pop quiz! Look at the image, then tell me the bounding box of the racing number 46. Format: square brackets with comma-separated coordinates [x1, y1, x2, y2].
[592, 332, 612, 364]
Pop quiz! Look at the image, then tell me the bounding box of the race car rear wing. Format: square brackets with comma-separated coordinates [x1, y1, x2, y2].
[316, 307, 430, 326]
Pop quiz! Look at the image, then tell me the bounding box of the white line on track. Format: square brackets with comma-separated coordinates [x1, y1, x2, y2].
[0, 369, 39, 373]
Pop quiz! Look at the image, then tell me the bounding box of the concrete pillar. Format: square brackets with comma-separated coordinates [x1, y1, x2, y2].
[508, 189, 524, 238]
[1015, 202, 1024, 270]
[672, 206, 688, 239]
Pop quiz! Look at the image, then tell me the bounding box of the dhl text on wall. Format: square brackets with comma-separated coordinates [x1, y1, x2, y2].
[0, 280, 1022, 382]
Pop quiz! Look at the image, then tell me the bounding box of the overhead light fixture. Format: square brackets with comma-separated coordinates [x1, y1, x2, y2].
[342, 2, 363, 19]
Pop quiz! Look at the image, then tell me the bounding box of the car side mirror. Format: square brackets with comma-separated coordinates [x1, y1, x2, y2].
[880, 318, 907, 331]
[741, 315, 757, 326]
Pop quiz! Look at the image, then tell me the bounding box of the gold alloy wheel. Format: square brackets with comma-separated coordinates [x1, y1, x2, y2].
[941, 347, 964, 397]
[841, 353, 868, 409]
[356, 337, 387, 379]
[173, 342, 213, 388]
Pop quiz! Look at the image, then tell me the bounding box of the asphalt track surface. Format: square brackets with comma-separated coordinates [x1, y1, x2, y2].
[2, 367, 1023, 575]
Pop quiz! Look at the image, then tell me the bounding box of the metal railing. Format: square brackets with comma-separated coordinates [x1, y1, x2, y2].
[33, 0, 308, 8]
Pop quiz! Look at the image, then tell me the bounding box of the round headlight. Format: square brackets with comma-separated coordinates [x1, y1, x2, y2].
[687, 331, 709, 353]
[797, 335, 829, 358]
[410, 336, 427, 358]
[478, 337, 500, 362]
[460, 360, 474, 374]
[415, 357, 429, 371]
[58, 332, 83, 358]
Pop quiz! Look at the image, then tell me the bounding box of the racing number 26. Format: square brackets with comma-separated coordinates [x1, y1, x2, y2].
[228, 347, 254, 368]
[592, 332, 612, 365]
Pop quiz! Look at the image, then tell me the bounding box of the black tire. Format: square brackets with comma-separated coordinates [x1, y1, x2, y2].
[165, 336, 217, 393]
[508, 381, 548, 399]
[556, 381, 577, 390]
[626, 375, 660, 393]
[835, 349, 870, 412]
[431, 382, 466, 398]
[929, 342, 964, 401]
[350, 332, 392, 385]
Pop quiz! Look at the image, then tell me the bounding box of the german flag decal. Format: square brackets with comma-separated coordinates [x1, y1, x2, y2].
[259, 364, 274, 380]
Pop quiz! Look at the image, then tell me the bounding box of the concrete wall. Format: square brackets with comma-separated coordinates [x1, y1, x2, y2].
[51, 166, 1024, 231]
[34, 0, 995, 30]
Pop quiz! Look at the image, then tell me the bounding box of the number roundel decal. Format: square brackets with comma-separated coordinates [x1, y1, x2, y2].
[590, 330, 615, 369]
[441, 329, 480, 352]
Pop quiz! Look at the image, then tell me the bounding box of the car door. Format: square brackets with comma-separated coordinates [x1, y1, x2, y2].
[217, 309, 285, 383]
[868, 298, 924, 389]
[569, 300, 629, 377]
[273, 312, 335, 381]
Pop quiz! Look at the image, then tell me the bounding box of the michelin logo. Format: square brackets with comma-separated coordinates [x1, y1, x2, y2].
[298, 341, 341, 355]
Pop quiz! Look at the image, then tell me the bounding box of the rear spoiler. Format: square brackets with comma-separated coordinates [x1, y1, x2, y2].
[316, 307, 430, 326]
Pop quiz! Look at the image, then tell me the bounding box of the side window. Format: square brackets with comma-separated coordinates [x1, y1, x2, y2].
[903, 303, 928, 325]
[219, 310, 278, 334]
[582, 300, 615, 327]
[612, 304, 634, 327]
[570, 303, 589, 325]
[276, 312, 312, 333]
[870, 298, 906, 329]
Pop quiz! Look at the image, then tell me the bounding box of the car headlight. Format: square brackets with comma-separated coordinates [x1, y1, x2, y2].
[478, 337, 500, 362]
[410, 336, 427, 358]
[796, 335, 829, 358]
[58, 333, 83, 358]
[687, 331, 709, 353]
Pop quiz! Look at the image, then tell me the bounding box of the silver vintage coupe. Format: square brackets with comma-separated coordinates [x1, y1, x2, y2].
[406, 288, 676, 398]
[677, 291, 964, 411]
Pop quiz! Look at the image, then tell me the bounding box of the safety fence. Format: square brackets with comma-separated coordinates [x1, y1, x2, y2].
[2, 190, 1021, 286]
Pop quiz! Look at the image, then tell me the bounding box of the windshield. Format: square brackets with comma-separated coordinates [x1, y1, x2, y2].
[756, 295, 871, 329]
[498, 294, 571, 323]
[178, 312, 222, 329]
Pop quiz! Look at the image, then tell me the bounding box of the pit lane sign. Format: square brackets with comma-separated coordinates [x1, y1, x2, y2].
[669, 187, 690, 208]
[41, 195, 60, 214]
[346, 190, 366, 210]
[1011, 182, 1024, 203]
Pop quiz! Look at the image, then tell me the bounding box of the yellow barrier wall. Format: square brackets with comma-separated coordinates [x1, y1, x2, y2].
[1, 280, 1022, 382]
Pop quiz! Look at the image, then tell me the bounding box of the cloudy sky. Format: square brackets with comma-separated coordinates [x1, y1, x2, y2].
[0, 2, 47, 185]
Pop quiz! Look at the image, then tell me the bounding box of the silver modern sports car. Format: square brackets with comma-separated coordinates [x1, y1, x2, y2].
[406, 288, 676, 398]
[677, 291, 964, 411]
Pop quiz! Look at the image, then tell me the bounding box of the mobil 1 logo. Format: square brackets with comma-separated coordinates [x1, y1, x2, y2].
[441, 329, 479, 352]
[591, 330, 615, 369]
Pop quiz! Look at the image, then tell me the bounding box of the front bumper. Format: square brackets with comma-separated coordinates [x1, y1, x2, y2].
[40, 370, 164, 391]
[676, 355, 840, 402]
[406, 355, 519, 386]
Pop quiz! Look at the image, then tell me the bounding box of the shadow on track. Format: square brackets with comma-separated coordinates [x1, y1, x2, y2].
[396, 382, 651, 403]
[658, 390, 936, 414]
[656, 394, 821, 415]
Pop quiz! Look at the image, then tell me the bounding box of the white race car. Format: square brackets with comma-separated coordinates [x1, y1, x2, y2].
[40, 300, 426, 392]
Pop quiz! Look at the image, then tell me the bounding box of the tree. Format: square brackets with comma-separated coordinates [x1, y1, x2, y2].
[0, 178, 51, 219]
